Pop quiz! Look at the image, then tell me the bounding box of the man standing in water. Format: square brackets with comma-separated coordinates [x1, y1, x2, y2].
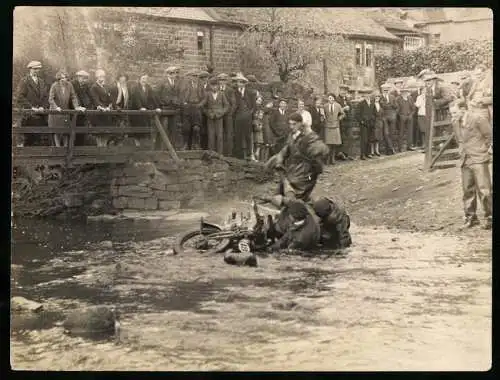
[264, 112, 329, 208]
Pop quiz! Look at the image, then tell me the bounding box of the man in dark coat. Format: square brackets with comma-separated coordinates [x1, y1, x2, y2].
[313, 196, 352, 250]
[198, 77, 229, 155]
[233, 73, 257, 160]
[309, 96, 325, 138]
[336, 84, 355, 160]
[357, 88, 376, 160]
[71, 70, 94, 145]
[396, 88, 416, 151]
[380, 83, 398, 154]
[90, 69, 113, 147]
[269, 98, 290, 156]
[266, 112, 329, 204]
[450, 101, 492, 230]
[181, 70, 204, 150]
[269, 199, 321, 253]
[15, 60, 49, 146]
[198, 71, 210, 150]
[218, 73, 236, 157]
[129, 74, 161, 146]
[157, 66, 183, 150]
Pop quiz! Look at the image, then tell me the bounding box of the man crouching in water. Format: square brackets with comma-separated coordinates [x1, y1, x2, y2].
[312, 196, 352, 251]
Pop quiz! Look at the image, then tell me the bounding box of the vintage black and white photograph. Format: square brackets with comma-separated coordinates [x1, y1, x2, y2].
[11, 6, 492, 371]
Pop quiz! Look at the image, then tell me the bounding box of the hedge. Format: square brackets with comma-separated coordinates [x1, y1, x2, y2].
[375, 38, 493, 86]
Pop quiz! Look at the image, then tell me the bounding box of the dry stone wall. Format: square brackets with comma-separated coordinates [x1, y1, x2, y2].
[110, 151, 272, 212]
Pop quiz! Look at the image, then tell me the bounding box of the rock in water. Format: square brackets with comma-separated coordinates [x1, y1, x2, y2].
[63, 306, 118, 338]
[224, 252, 258, 267]
[11, 296, 44, 313]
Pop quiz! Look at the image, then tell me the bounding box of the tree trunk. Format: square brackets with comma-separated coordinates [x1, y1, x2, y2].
[323, 58, 328, 95]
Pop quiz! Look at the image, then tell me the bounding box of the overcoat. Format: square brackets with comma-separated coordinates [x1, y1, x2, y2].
[48, 80, 79, 128]
[323, 101, 344, 145]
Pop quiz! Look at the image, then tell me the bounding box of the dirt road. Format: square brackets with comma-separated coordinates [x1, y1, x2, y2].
[10, 152, 492, 371]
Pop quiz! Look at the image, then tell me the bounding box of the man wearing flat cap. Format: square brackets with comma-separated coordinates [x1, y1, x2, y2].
[269, 97, 290, 156]
[357, 88, 377, 160]
[157, 66, 183, 150]
[396, 87, 416, 151]
[15, 60, 49, 146]
[380, 83, 398, 154]
[391, 78, 404, 97]
[467, 64, 492, 124]
[180, 70, 204, 150]
[233, 72, 258, 160]
[71, 70, 94, 145]
[218, 73, 237, 156]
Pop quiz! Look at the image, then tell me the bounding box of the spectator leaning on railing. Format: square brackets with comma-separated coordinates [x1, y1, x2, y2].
[48, 69, 85, 147]
[15, 60, 49, 147]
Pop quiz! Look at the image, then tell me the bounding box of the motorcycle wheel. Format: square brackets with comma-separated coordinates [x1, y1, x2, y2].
[173, 227, 232, 255]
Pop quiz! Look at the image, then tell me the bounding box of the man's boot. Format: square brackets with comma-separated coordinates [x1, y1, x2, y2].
[482, 216, 492, 230]
[463, 216, 480, 229]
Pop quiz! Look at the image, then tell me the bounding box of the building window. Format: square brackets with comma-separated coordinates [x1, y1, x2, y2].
[365, 44, 373, 67]
[355, 44, 362, 66]
[433, 33, 441, 44]
[403, 36, 425, 51]
[197, 31, 205, 51]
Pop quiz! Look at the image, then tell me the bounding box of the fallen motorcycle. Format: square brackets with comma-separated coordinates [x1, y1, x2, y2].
[173, 198, 277, 255]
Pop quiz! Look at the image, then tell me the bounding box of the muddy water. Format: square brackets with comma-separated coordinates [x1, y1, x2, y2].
[10, 205, 492, 371]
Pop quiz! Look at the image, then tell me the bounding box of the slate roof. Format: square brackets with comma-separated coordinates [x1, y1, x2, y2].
[120, 7, 217, 22]
[208, 7, 400, 41]
[365, 10, 423, 34]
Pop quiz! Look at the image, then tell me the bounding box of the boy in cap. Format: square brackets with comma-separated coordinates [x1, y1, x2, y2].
[199, 77, 229, 155]
[233, 72, 257, 160]
[396, 87, 416, 151]
[181, 70, 204, 150]
[15, 61, 49, 146]
[157, 66, 183, 150]
[217, 73, 236, 156]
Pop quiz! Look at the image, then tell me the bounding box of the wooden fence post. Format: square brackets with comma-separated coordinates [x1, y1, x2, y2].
[153, 114, 180, 162]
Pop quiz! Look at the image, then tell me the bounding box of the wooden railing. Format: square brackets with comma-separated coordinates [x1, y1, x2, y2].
[12, 109, 181, 167]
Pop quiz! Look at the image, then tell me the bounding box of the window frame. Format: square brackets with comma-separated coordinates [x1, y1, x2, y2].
[364, 43, 373, 67]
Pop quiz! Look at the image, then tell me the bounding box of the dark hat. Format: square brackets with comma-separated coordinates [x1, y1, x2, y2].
[208, 77, 219, 85]
[312, 198, 332, 219]
[246, 74, 257, 82]
[359, 87, 373, 94]
[450, 80, 460, 85]
[287, 201, 309, 221]
[288, 112, 303, 123]
[278, 97, 288, 103]
[185, 70, 198, 77]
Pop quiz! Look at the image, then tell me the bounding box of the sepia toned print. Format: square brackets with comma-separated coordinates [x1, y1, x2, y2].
[11, 7, 492, 371]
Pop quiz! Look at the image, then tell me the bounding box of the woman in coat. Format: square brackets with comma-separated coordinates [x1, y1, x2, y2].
[48, 69, 84, 147]
[323, 93, 345, 164]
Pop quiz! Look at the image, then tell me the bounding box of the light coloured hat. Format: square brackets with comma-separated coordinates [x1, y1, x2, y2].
[165, 66, 179, 73]
[417, 69, 434, 79]
[233, 72, 248, 83]
[198, 70, 210, 78]
[27, 61, 42, 69]
[246, 74, 257, 82]
[185, 70, 198, 77]
[75, 70, 90, 77]
[423, 72, 438, 81]
[339, 84, 349, 90]
[400, 87, 411, 93]
[95, 69, 106, 77]
[380, 83, 392, 90]
[358, 87, 373, 94]
[394, 78, 404, 84]
[217, 73, 229, 80]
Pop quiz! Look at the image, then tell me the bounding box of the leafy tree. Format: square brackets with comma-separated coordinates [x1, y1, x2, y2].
[238, 8, 351, 84]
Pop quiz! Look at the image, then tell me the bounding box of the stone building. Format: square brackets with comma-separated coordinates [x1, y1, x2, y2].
[13, 7, 409, 92]
[402, 7, 493, 45]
